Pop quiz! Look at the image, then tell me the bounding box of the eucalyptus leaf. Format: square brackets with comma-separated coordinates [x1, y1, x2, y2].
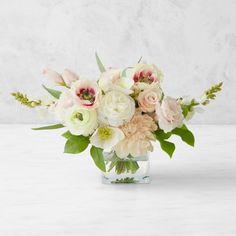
[64, 135, 89, 154]
[42, 85, 61, 99]
[90, 146, 106, 172]
[32, 124, 64, 130]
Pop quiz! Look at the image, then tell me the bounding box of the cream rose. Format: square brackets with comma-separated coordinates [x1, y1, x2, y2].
[65, 105, 98, 136]
[98, 90, 135, 127]
[156, 97, 184, 132]
[138, 87, 162, 113]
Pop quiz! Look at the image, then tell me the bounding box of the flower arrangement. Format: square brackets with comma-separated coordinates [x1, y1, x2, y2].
[12, 54, 223, 183]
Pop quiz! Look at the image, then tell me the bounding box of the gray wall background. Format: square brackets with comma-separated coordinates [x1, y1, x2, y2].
[0, 0, 235, 124]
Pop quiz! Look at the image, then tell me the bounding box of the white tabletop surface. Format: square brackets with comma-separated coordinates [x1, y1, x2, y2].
[0, 124, 236, 236]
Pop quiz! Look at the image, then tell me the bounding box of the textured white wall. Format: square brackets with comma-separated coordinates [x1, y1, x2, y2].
[0, 0, 235, 124]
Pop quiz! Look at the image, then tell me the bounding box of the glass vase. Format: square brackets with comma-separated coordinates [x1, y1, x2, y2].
[102, 151, 150, 184]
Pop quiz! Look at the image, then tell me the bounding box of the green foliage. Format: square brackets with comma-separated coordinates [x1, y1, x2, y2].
[180, 99, 199, 118]
[137, 56, 143, 63]
[202, 82, 223, 105]
[95, 52, 106, 73]
[90, 146, 106, 172]
[11, 92, 41, 108]
[155, 124, 195, 158]
[32, 124, 64, 130]
[172, 125, 195, 147]
[155, 130, 175, 158]
[155, 129, 172, 140]
[159, 139, 176, 158]
[42, 85, 61, 99]
[62, 131, 73, 139]
[64, 135, 89, 154]
[107, 153, 140, 174]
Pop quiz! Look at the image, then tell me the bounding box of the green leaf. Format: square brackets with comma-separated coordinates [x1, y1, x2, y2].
[155, 129, 172, 140]
[172, 125, 195, 147]
[90, 146, 106, 172]
[62, 131, 73, 139]
[95, 52, 106, 73]
[42, 85, 61, 99]
[137, 56, 142, 63]
[32, 124, 64, 130]
[64, 135, 89, 154]
[158, 139, 176, 158]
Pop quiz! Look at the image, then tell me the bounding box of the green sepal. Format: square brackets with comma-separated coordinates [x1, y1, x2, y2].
[42, 85, 61, 99]
[90, 146, 106, 172]
[32, 124, 64, 130]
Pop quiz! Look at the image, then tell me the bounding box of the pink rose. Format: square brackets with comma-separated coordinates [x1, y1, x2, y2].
[156, 97, 184, 132]
[71, 80, 99, 110]
[138, 87, 162, 113]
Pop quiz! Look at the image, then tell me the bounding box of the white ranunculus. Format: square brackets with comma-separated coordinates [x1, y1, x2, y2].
[98, 91, 135, 127]
[156, 97, 184, 132]
[98, 69, 133, 94]
[90, 126, 124, 151]
[65, 105, 98, 136]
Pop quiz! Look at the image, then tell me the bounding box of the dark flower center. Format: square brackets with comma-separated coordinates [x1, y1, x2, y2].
[77, 88, 96, 104]
[133, 70, 154, 84]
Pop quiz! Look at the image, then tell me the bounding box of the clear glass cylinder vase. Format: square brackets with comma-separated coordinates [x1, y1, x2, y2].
[102, 151, 150, 184]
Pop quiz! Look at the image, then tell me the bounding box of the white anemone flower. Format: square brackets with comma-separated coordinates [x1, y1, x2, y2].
[90, 126, 125, 152]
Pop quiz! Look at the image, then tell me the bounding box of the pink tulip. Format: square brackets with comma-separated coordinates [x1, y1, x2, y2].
[62, 69, 79, 85]
[43, 68, 65, 85]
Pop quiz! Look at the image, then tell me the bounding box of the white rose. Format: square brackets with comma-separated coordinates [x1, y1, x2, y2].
[65, 105, 98, 136]
[98, 90, 135, 127]
[156, 97, 184, 132]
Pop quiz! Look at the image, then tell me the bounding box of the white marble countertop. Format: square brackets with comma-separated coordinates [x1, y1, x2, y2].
[0, 124, 235, 236]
